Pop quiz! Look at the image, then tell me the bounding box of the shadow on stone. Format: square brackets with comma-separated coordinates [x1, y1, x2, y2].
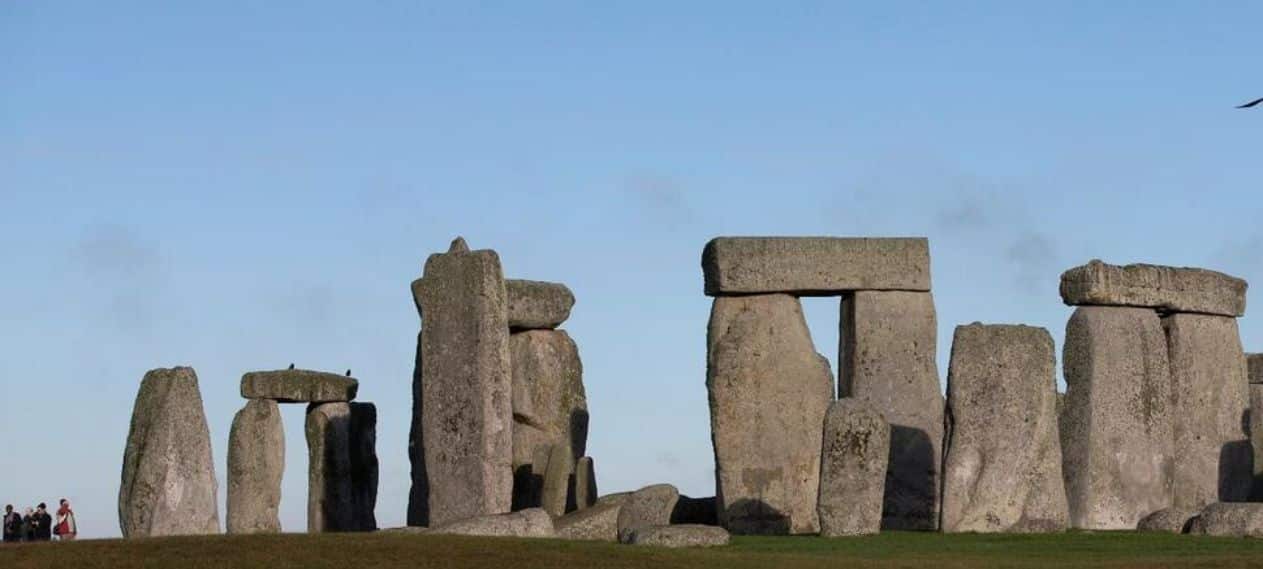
[1219, 438, 1254, 502]
[883, 425, 936, 531]
[723, 498, 789, 535]
[407, 329, 429, 527]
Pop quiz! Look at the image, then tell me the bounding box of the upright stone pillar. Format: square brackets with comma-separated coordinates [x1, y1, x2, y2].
[1163, 314, 1251, 507]
[307, 402, 353, 532]
[411, 237, 513, 526]
[817, 399, 889, 537]
[1062, 306, 1173, 529]
[227, 399, 284, 534]
[407, 330, 428, 526]
[707, 294, 833, 535]
[840, 290, 943, 531]
[350, 402, 379, 531]
[509, 329, 587, 512]
[119, 367, 221, 538]
[941, 324, 1068, 533]
[1249, 354, 1263, 500]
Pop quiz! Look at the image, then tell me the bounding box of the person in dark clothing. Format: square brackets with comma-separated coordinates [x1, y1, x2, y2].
[20, 508, 33, 542]
[32, 504, 52, 541]
[2, 505, 21, 543]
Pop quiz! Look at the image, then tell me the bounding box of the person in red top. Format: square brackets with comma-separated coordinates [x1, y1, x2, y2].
[53, 499, 75, 541]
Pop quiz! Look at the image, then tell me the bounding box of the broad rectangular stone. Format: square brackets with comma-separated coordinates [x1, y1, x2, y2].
[1060, 260, 1246, 317]
[840, 290, 943, 530]
[411, 237, 513, 526]
[307, 402, 352, 533]
[509, 329, 587, 512]
[708, 294, 834, 534]
[941, 324, 1068, 533]
[702, 237, 930, 296]
[1163, 313, 1251, 508]
[1062, 306, 1174, 530]
[817, 399, 889, 537]
[241, 369, 358, 403]
[507, 279, 575, 330]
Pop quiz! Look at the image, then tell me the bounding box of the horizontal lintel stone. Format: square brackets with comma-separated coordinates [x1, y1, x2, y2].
[507, 279, 575, 330]
[1059, 259, 1246, 317]
[241, 369, 358, 403]
[701, 237, 930, 296]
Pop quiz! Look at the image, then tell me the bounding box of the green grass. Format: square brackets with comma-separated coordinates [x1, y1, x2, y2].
[3, 531, 1263, 569]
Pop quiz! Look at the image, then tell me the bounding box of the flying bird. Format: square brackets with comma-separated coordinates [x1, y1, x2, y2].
[288, 363, 295, 370]
[345, 369, 352, 377]
[1237, 97, 1263, 109]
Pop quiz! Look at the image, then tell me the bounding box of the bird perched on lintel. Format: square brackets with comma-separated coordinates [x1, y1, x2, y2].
[345, 369, 352, 377]
[288, 363, 295, 370]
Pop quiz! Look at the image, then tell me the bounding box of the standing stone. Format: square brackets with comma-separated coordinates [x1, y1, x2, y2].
[540, 443, 575, 517]
[119, 366, 220, 537]
[1250, 355, 1263, 500]
[407, 330, 428, 526]
[349, 402, 379, 531]
[507, 279, 575, 330]
[941, 324, 1069, 533]
[574, 456, 597, 511]
[227, 399, 284, 534]
[702, 237, 931, 296]
[1163, 313, 1252, 508]
[616, 484, 680, 543]
[1062, 306, 1174, 529]
[1059, 260, 1247, 317]
[817, 399, 889, 537]
[307, 402, 352, 533]
[411, 237, 513, 526]
[510, 329, 587, 511]
[840, 290, 943, 531]
[707, 294, 833, 535]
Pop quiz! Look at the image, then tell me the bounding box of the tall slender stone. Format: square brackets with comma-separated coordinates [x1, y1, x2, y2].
[350, 402, 379, 531]
[407, 330, 428, 526]
[119, 367, 220, 537]
[1250, 354, 1263, 500]
[708, 294, 833, 535]
[574, 457, 597, 511]
[307, 402, 352, 532]
[510, 329, 587, 511]
[840, 290, 943, 531]
[227, 399, 284, 534]
[1163, 313, 1251, 508]
[1062, 306, 1173, 529]
[540, 443, 575, 517]
[817, 399, 889, 537]
[411, 237, 513, 526]
[941, 324, 1068, 533]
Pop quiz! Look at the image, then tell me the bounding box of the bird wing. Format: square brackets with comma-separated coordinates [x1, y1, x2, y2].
[1237, 97, 1263, 108]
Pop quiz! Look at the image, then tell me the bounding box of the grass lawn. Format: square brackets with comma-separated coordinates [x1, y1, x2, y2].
[2, 531, 1263, 568]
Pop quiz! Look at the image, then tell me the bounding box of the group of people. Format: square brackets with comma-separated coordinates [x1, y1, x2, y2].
[2, 500, 76, 543]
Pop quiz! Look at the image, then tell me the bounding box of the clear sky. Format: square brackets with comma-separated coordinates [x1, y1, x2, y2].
[3, 2, 1262, 538]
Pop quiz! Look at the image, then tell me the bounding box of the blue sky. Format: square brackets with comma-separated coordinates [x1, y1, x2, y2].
[3, 2, 1262, 538]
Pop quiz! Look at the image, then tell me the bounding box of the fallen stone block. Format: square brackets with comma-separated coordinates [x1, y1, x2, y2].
[708, 294, 833, 534]
[841, 290, 943, 531]
[307, 402, 353, 532]
[818, 398, 889, 537]
[411, 237, 513, 526]
[227, 399, 284, 534]
[1164, 313, 1251, 508]
[702, 237, 930, 296]
[240, 369, 358, 403]
[556, 500, 621, 541]
[1059, 259, 1246, 317]
[119, 366, 220, 538]
[1189, 502, 1263, 537]
[1062, 306, 1174, 530]
[627, 524, 730, 548]
[427, 508, 555, 538]
[1136, 507, 1201, 533]
[617, 484, 679, 543]
[941, 324, 1068, 533]
[507, 279, 575, 330]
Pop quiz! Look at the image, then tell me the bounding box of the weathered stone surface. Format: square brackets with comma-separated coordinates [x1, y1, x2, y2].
[840, 290, 943, 531]
[540, 443, 575, 517]
[240, 369, 358, 403]
[411, 237, 513, 526]
[1252, 384, 1263, 501]
[574, 457, 597, 510]
[307, 402, 352, 533]
[350, 402, 378, 531]
[1136, 507, 1201, 533]
[702, 237, 930, 296]
[1188, 502, 1263, 537]
[407, 330, 428, 527]
[941, 324, 1069, 533]
[616, 484, 680, 543]
[227, 399, 284, 535]
[707, 294, 833, 534]
[1163, 313, 1252, 508]
[556, 500, 621, 541]
[1248, 353, 1263, 384]
[1062, 306, 1174, 530]
[1059, 259, 1246, 317]
[510, 329, 587, 512]
[627, 525, 731, 548]
[507, 279, 575, 330]
[119, 367, 220, 538]
[817, 399, 889, 537]
[427, 508, 555, 538]
[671, 496, 718, 526]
